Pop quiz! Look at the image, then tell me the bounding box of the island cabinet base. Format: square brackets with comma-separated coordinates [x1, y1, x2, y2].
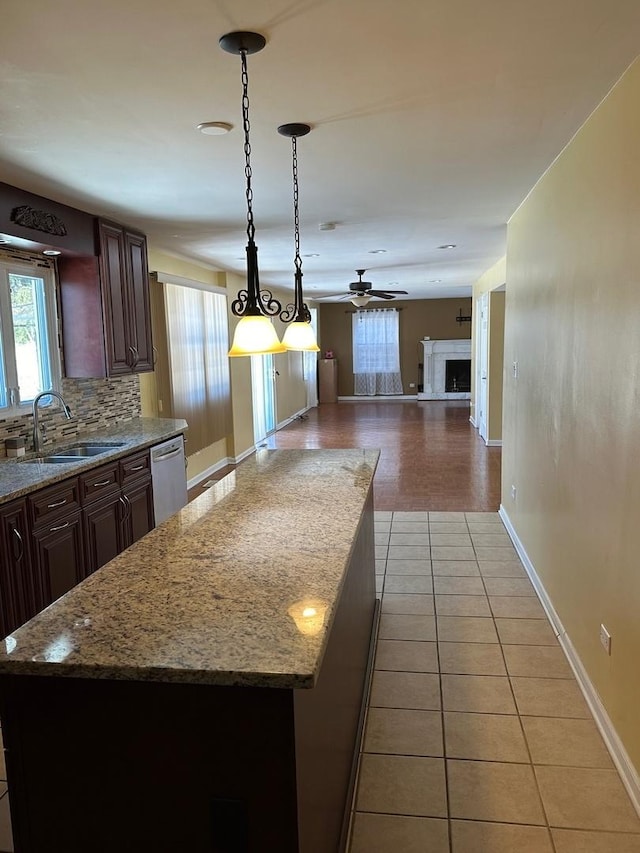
[0, 500, 376, 853]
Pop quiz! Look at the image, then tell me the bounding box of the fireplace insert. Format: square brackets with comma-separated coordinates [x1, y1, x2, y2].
[445, 359, 471, 392]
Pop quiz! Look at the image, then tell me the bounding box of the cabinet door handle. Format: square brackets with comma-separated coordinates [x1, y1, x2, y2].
[92, 480, 111, 487]
[129, 464, 145, 472]
[152, 346, 158, 366]
[123, 493, 132, 523]
[49, 521, 70, 533]
[47, 498, 67, 509]
[128, 345, 139, 368]
[12, 527, 24, 563]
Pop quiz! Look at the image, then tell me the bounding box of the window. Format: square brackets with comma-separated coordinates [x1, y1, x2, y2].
[164, 280, 231, 455]
[352, 308, 403, 395]
[0, 258, 61, 413]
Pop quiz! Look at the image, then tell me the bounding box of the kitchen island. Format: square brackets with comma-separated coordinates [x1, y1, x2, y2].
[0, 448, 379, 853]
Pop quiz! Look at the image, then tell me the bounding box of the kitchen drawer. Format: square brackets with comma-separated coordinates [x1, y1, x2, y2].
[79, 463, 120, 505]
[29, 478, 80, 529]
[120, 450, 150, 485]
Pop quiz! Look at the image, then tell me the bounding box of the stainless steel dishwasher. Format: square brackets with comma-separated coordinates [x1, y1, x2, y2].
[150, 435, 188, 525]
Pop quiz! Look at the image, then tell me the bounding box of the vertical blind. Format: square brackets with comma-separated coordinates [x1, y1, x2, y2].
[164, 282, 231, 455]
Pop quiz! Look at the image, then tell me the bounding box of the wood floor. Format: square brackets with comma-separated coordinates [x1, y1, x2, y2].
[268, 401, 501, 512]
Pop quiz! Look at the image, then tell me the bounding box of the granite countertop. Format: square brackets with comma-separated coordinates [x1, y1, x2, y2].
[0, 448, 378, 689]
[0, 417, 188, 505]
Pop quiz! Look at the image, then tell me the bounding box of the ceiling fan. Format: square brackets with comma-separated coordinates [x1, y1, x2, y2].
[342, 270, 408, 307]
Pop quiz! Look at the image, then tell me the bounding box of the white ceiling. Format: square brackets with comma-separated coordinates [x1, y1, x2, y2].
[1, 1, 639, 301]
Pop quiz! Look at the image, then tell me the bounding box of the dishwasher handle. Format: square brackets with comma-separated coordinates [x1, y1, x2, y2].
[153, 447, 182, 462]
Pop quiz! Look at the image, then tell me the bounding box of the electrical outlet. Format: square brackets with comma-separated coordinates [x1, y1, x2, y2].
[513, 360, 518, 379]
[511, 484, 517, 500]
[409, 382, 415, 388]
[599, 624, 612, 655]
[158, 399, 163, 413]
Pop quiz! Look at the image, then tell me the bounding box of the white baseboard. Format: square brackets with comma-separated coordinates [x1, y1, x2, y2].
[233, 445, 256, 464]
[469, 416, 477, 428]
[485, 439, 502, 447]
[338, 395, 417, 402]
[187, 456, 235, 490]
[499, 505, 640, 817]
[276, 406, 311, 430]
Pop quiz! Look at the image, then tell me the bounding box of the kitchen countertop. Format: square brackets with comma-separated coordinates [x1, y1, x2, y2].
[0, 448, 378, 689]
[0, 416, 188, 505]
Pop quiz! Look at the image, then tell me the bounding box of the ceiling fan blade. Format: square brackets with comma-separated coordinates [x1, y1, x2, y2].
[378, 289, 408, 295]
[368, 291, 395, 300]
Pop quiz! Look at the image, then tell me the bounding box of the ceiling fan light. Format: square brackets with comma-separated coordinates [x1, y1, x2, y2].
[351, 295, 371, 308]
[282, 320, 320, 352]
[228, 315, 286, 356]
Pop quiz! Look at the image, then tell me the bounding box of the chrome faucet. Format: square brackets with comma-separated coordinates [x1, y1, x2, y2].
[32, 391, 73, 456]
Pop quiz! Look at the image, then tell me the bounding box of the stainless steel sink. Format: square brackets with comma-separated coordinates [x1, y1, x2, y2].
[24, 443, 125, 463]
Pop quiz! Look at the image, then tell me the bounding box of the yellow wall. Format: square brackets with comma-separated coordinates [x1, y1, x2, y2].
[503, 58, 640, 772]
[319, 297, 472, 397]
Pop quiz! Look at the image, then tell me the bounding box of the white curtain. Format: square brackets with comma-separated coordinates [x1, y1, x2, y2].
[165, 283, 231, 455]
[352, 308, 403, 395]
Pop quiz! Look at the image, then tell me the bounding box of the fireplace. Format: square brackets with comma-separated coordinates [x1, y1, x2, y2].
[446, 359, 471, 392]
[417, 338, 472, 400]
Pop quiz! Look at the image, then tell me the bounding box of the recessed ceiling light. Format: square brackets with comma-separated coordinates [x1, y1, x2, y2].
[197, 121, 233, 135]
[428, 278, 442, 283]
[303, 253, 319, 258]
[43, 249, 61, 256]
[368, 249, 387, 254]
[438, 244, 456, 249]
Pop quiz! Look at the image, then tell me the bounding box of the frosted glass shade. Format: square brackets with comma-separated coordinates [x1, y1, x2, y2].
[350, 295, 371, 308]
[282, 321, 320, 352]
[228, 315, 286, 356]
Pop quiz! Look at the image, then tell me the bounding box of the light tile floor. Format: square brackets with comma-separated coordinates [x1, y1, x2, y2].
[350, 511, 640, 853]
[0, 512, 638, 852]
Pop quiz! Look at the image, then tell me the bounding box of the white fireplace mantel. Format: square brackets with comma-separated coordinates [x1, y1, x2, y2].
[418, 338, 471, 400]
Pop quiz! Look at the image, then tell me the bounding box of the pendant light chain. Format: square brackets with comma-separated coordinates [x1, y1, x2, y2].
[241, 49, 255, 243]
[292, 135, 302, 273]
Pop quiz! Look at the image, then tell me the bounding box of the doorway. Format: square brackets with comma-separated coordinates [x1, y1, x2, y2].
[251, 354, 277, 446]
[476, 292, 489, 442]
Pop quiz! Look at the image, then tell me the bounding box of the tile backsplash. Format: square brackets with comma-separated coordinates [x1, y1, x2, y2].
[0, 376, 141, 456]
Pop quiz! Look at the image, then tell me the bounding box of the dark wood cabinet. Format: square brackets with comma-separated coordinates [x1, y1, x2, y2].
[31, 510, 85, 611]
[123, 478, 154, 547]
[83, 491, 125, 575]
[123, 229, 154, 373]
[1, 446, 159, 633]
[82, 454, 153, 569]
[0, 499, 37, 636]
[58, 218, 154, 378]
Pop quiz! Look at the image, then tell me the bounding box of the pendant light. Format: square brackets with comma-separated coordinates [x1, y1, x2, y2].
[220, 31, 286, 357]
[277, 123, 320, 353]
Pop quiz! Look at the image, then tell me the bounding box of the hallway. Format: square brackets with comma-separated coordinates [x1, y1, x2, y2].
[269, 400, 501, 511]
[273, 402, 640, 852]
